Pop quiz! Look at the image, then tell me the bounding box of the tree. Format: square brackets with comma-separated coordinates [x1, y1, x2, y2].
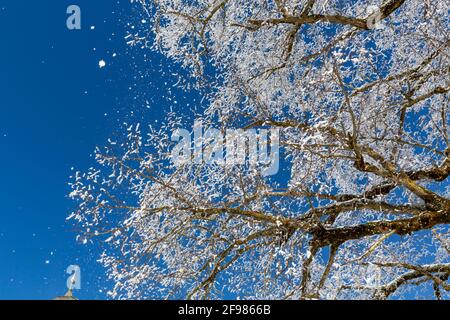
[69, 0, 450, 299]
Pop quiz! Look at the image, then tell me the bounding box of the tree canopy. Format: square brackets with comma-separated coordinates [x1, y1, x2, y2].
[70, 0, 450, 299]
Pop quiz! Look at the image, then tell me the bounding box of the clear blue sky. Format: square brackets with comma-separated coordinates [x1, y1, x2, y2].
[0, 0, 189, 299]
